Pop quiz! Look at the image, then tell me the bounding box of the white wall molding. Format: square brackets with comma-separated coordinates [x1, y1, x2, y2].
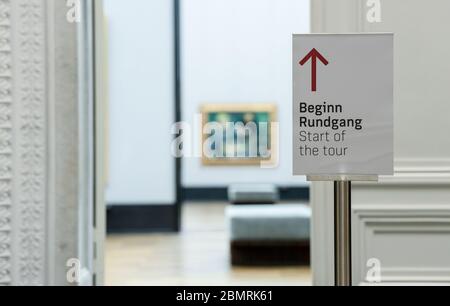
[395, 158, 450, 174]
[12, 0, 48, 286]
[0, 0, 14, 286]
[0, 0, 81, 286]
[311, 0, 362, 34]
[353, 205, 450, 284]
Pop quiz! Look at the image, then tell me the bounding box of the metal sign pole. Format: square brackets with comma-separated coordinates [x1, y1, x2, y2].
[308, 175, 377, 287]
[334, 180, 352, 286]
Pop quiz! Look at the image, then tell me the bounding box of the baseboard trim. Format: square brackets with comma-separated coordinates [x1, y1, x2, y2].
[106, 187, 309, 233]
[182, 187, 228, 202]
[278, 187, 310, 201]
[183, 187, 310, 202]
[107, 204, 178, 233]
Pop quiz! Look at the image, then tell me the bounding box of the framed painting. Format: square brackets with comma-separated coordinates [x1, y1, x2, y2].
[200, 104, 277, 166]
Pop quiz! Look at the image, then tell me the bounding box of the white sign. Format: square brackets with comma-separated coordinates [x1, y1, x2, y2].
[293, 34, 393, 176]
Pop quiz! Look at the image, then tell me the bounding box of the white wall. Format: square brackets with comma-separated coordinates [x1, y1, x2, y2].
[104, 0, 175, 204]
[181, 0, 311, 187]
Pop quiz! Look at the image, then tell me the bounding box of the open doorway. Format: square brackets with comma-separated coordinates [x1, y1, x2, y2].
[97, 0, 313, 286]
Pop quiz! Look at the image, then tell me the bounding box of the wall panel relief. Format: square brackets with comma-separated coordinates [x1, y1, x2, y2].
[0, 0, 12, 286]
[14, 0, 47, 286]
[0, 0, 80, 286]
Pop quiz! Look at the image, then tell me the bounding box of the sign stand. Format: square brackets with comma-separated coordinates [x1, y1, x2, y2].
[294, 34, 393, 285]
[334, 180, 351, 286]
[308, 175, 378, 286]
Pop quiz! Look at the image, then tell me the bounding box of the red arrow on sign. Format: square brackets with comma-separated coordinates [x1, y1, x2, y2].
[299, 48, 329, 92]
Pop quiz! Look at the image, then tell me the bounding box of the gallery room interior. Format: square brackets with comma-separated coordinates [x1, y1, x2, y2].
[104, 0, 312, 286]
[1, 0, 450, 287]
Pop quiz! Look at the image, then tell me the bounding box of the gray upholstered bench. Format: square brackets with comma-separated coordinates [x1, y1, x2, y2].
[226, 204, 311, 266]
[228, 184, 279, 204]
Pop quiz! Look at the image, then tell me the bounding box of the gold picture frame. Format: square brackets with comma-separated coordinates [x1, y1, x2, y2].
[200, 103, 277, 166]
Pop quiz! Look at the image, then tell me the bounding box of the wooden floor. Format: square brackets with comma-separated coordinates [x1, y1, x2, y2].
[105, 203, 312, 286]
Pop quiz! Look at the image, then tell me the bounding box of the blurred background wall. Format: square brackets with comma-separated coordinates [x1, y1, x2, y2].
[104, 0, 311, 210]
[181, 0, 310, 187]
[104, 0, 176, 205]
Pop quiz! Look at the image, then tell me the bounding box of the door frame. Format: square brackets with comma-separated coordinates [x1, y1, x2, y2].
[93, 0, 106, 286]
[90, 0, 184, 284]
